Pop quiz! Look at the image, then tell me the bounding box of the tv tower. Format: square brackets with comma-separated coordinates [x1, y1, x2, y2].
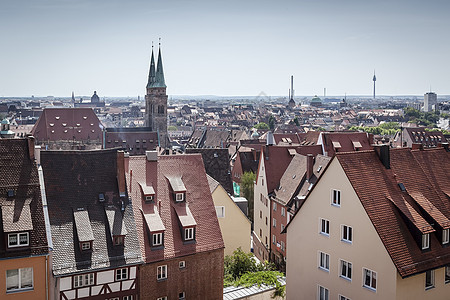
[373, 70, 376, 100]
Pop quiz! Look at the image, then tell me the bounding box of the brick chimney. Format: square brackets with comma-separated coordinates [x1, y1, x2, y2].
[411, 143, 423, 150]
[117, 151, 126, 198]
[374, 144, 390, 169]
[27, 136, 35, 161]
[307, 154, 314, 181]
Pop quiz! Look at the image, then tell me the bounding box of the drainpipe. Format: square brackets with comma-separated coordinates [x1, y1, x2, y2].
[45, 255, 49, 300]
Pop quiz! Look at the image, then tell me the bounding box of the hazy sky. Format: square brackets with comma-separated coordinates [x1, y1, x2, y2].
[1, 0, 449, 97]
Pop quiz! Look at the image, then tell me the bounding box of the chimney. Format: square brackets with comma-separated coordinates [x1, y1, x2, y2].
[129, 169, 133, 193]
[35, 146, 41, 166]
[124, 152, 130, 173]
[27, 136, 35, 161]
[117, 151, 126, 197]
[374, 144, 390, 169]
[266, 131, 275, 146]
[146, 150, 158, 161]
[441, 143, 449, 152]
[252, 149, 257, 161]
[411, 143, 423, 150]
[306, 154, 314, 181]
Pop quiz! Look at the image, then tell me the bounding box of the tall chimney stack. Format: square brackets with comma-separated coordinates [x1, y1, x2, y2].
[307, 154, 314, 181]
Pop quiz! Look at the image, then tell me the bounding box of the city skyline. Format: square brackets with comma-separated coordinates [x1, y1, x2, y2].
[1, 0, 449, 97]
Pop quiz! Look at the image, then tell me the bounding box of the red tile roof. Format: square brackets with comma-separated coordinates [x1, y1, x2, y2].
[337, 147, 450, 277]
[127, 154, 224, 263]
[319, 132, 372, 156]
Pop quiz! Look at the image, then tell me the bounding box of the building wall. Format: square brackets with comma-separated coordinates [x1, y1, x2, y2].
[140, 249, 224, 300]
[286, 158, 397, 300]
[396, 267, 450, 300]
[212, 184, 251, 256]
[0, 255, 48, 300]
[271, 200, 288, 265]
[253, 153, 270, 261]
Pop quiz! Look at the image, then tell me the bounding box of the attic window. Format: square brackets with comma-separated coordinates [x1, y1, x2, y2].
[422, 234, 430, 250]
[90, 123, 94, 126]
[443, 229, 450, 245]
[49, 123, 54, 127]
[184, 227, 195, 241]
[83, 116, 87, 120]
[81, 242, 91, 250]
[292, 175, 296, 179]
[51, 130, 55, 133]
[64, 130, 68, 133]
[317, 166, 322, 172]
[98, 194, 105, 202]
[176, 193, 185, 202]
[55, 116, 60, 120]
[145, 195, 154, 202]
[7, 190, 14, 197]
[8, 232, 29, 248]
[62, 123, 67, 127]
[122, 140, 126, 143]
[76, 123, 80, 127]
[398, 183, 406, 192]
[78, 130, 81, 133]
[214, 153, 218, 158]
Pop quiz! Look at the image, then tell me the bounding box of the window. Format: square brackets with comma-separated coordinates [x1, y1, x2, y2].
[331, 189, 341, 206]
[157, 297, 167, 300]
[179, 292, 185, 299]
[422, 233, 430, 250]
[273, 202, 277, 211]
[339, 296, 350, 300]
[260, 210, 262, 219]
[259, 229, 262, 237]
[116, 268, 128, 281]
[145, 195, 154, 202]
[6, 268, 33, 292]
[273, 235, 276, 244]
[266, 217, 268, 225]
[179, 261, 185, 269]
[318, 285, 329, 300]
[123, 296, 133, 300]
[319, 252, 329, 271]
[273, 218, 276, 228]
[152, 232, 163, 246]
[157, 265, 167, 280]
[175, 193, 184, 202]
[425, 270, 434, 290]
[363, 268, 377, 291]
[340, 260, 352, 280]
[114, 236, 124, 246]
[445, 265, 450, 284]
[73, 273, 94, 288]
[443, 229, 449, 245]
[281, 224, 284, 231]
[320, 218, 330, 236]
[215, 206, 225, 218]
[281, 207, 285, 216]
[341, 225, 352, 243]
[81, 241, 91, 250]
[185, 227, 194, 240]
[281, 241, 285, 251]
[8, 232, 29, 248]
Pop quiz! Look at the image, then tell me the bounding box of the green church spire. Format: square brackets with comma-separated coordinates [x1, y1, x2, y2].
[154, 40, 166, 88]
[146, 44, 156, 89]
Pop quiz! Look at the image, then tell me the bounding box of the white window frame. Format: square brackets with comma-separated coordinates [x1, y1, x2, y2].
[422, 233, 430, 250]
[81, 241, 91, 250]
[339, 296, 351, 300]
[215, 206, 225, 218]
[443, 229, 449, 245]
[123, 296, 133, 300]
[273, 202, 277, 211]
[281, 207, 285, 216]
[157, 297, 167, 300]
[318, 251, 330, 271]
[114, 236, 124, 246]
[331, 189, 341, 206]
[73, 273, 94, 288]
[340, 259, 352, 281]
[145, 195, 154, 202]
[272, 234, 276, 244]
[116, 268, 128, 281]
[179, 291, 185, 299]
[318, 285, 329, 300]
[7, 232, 29, 248]
[179, 261, 186, 269]
[152, 232, 163, 246]
[6, 267, 33, 292]
[445, 265, 450, 284]
[320, 218, 330, 236]
[363, 268, 377, 291]
[273, 218, 276, 228]
[185, 227, 194, 240]
[175, 193, 184, 202]
[425, 270, 435, 290]
[281, 241, 285, 251]
[157, 265, 167, 280]
[341, 225, 353, 243]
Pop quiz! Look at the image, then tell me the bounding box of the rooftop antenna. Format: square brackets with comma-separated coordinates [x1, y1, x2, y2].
[372, 69, 376, 100]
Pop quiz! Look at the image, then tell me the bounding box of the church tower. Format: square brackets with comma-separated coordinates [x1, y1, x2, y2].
[145, 42, 169, 148]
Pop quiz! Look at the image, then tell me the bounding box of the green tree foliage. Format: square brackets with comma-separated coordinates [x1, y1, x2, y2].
[224, 248, 285, 298]
[241, 171, 256, 223]
[403, 107, 440, 127]
[293, 116, 300, 126]
[167, 125, 177, 131]
[254, 122, 270, 130]
[349, 122, 400, 136]
[268, 116, 276, 130]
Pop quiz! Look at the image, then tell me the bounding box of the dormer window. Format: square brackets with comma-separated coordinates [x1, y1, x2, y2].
[139, 183, 156, 203]
[8, 232, 29, 248]
[114, 236, 124, 246]
[443, 229, 449, 245]
[146, 195, 154, 202]
[7, 190, 14, 197]
[81, 241, 91, 250]
[176, 193, 185, 202]
[152, 232, 163, 247]
[422, 234, 430, 250]
[184, 227, 195, 241]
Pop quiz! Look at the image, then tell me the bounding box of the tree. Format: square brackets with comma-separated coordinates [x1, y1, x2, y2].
[268, 116, 275, 130]
[293, 116, 300, 126]
[241, 171, 256, 223]
[254, 122, 269, 130]
[168, 125, 177, 131]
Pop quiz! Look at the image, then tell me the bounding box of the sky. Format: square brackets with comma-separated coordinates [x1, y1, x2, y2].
[1, 0, 449, 97]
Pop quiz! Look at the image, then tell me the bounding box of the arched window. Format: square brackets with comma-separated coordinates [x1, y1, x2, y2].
[158, 105, 164, 114]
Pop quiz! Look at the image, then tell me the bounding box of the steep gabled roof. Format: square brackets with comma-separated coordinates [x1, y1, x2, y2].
[337, 148, 450, 277]
[41, 149, 142, 276]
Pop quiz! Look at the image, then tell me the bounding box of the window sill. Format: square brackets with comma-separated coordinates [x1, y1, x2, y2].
[157, 278, 168, 282]
[339, 275, 352, 282]
[363, 285, 376, 292]
[319, 232, 330, 237]
[341, 239, 352, 244]
[331, 203, 341, 208]
[7, 288, 34, 294]
[425, 286, 435, 291]
[318, 267, 329, 273]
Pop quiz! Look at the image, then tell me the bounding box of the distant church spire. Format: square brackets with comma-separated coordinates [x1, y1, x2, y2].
[155, 39, 166, 88]
[146, 43, 156, 89]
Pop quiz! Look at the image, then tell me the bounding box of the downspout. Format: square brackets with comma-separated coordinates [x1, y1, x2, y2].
[45, 255, 48, 300]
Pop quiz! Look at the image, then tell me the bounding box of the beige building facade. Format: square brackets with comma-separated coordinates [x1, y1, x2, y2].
[208, 175, 251, 256]
[286, 148, 450, 300]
